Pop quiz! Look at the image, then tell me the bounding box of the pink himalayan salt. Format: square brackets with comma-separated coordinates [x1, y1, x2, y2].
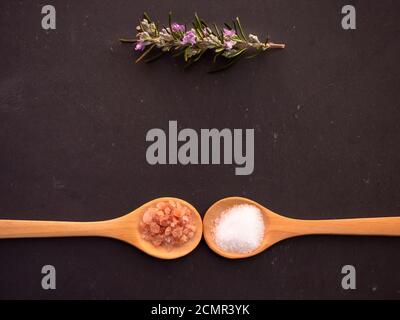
[139, 200, 196, 247]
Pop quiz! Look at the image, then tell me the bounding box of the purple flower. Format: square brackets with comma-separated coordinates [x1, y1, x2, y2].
[135, 41, 146, 51]
[223, 28, 236, 37]
[224, 40, 235, 50]
[182, 30, 197, 45]
[171, 22, 185, 33]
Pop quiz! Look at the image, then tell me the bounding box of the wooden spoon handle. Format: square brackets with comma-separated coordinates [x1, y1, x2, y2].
[290, 217, 400, 236]
[0, 219, 111, 239]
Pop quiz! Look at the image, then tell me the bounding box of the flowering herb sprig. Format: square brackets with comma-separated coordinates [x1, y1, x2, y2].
[120, 12, 285, 72]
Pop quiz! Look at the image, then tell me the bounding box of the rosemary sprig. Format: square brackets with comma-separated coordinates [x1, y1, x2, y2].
[121, 13, 285, 72]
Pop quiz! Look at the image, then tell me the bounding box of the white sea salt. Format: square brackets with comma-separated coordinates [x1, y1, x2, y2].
[214, 204, 265, 253]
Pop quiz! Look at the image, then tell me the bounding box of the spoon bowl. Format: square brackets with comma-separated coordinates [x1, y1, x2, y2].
[203, 196, 400, 259]
[0, 197, 203, 260]
[203, 197, 288, 259]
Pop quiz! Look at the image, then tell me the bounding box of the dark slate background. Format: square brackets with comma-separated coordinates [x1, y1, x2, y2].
[0, 0, 399, 299]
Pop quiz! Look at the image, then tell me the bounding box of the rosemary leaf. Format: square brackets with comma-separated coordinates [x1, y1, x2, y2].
[194, 49, 206, 62]
[163, 25, 171, 34]
[154, 21, 160, 36]
[245, 49, 263, 59]
[208, 57, 240, 73]
[232, 20, 239, 38]
[213, 23, 222, 41]
[168, 11, 172, 29]
[139, 21, 145, 32]
[135, 44, 156, 63]
[224, 22, 233, 30]
[184, 50, 206, 68]
[144, 51, 165, 63]
[143, 12, 152, 22]
[119, 38, 137, 43]
[194, 13, 205, 37]
[227, 48, 247, 59]
[192, 22, 202, 38]
[209, 48, 248, 72]
[184, 47, 189, 62]
[172, 48, 186, 58]
[213, 52, 223, 63]
[236, 17, 248, 41]
[169, 12, 177, 39]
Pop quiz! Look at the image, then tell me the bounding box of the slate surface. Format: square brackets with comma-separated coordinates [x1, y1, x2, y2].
[0, 0, 399, 299]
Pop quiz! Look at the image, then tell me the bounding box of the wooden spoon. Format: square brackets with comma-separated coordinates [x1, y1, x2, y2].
[203, 197, 400, 259]
[0, 197, 202, 259]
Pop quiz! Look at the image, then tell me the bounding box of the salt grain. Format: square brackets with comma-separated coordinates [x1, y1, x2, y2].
[214, 204, 265, 253]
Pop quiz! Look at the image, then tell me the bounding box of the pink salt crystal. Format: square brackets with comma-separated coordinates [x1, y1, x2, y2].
[152, 239, 162, 246]
[165, 236, 172, 243]
[168, 200, 177, 208]
[159, 216, 170, 227]
[142, 211, 154, 224]
[156, 202, 167, 209]
[150, 223, 160, 234]
[155, 211, 165, 222]
[172, 227, 183, 238]
[173, 208, 183, 218]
